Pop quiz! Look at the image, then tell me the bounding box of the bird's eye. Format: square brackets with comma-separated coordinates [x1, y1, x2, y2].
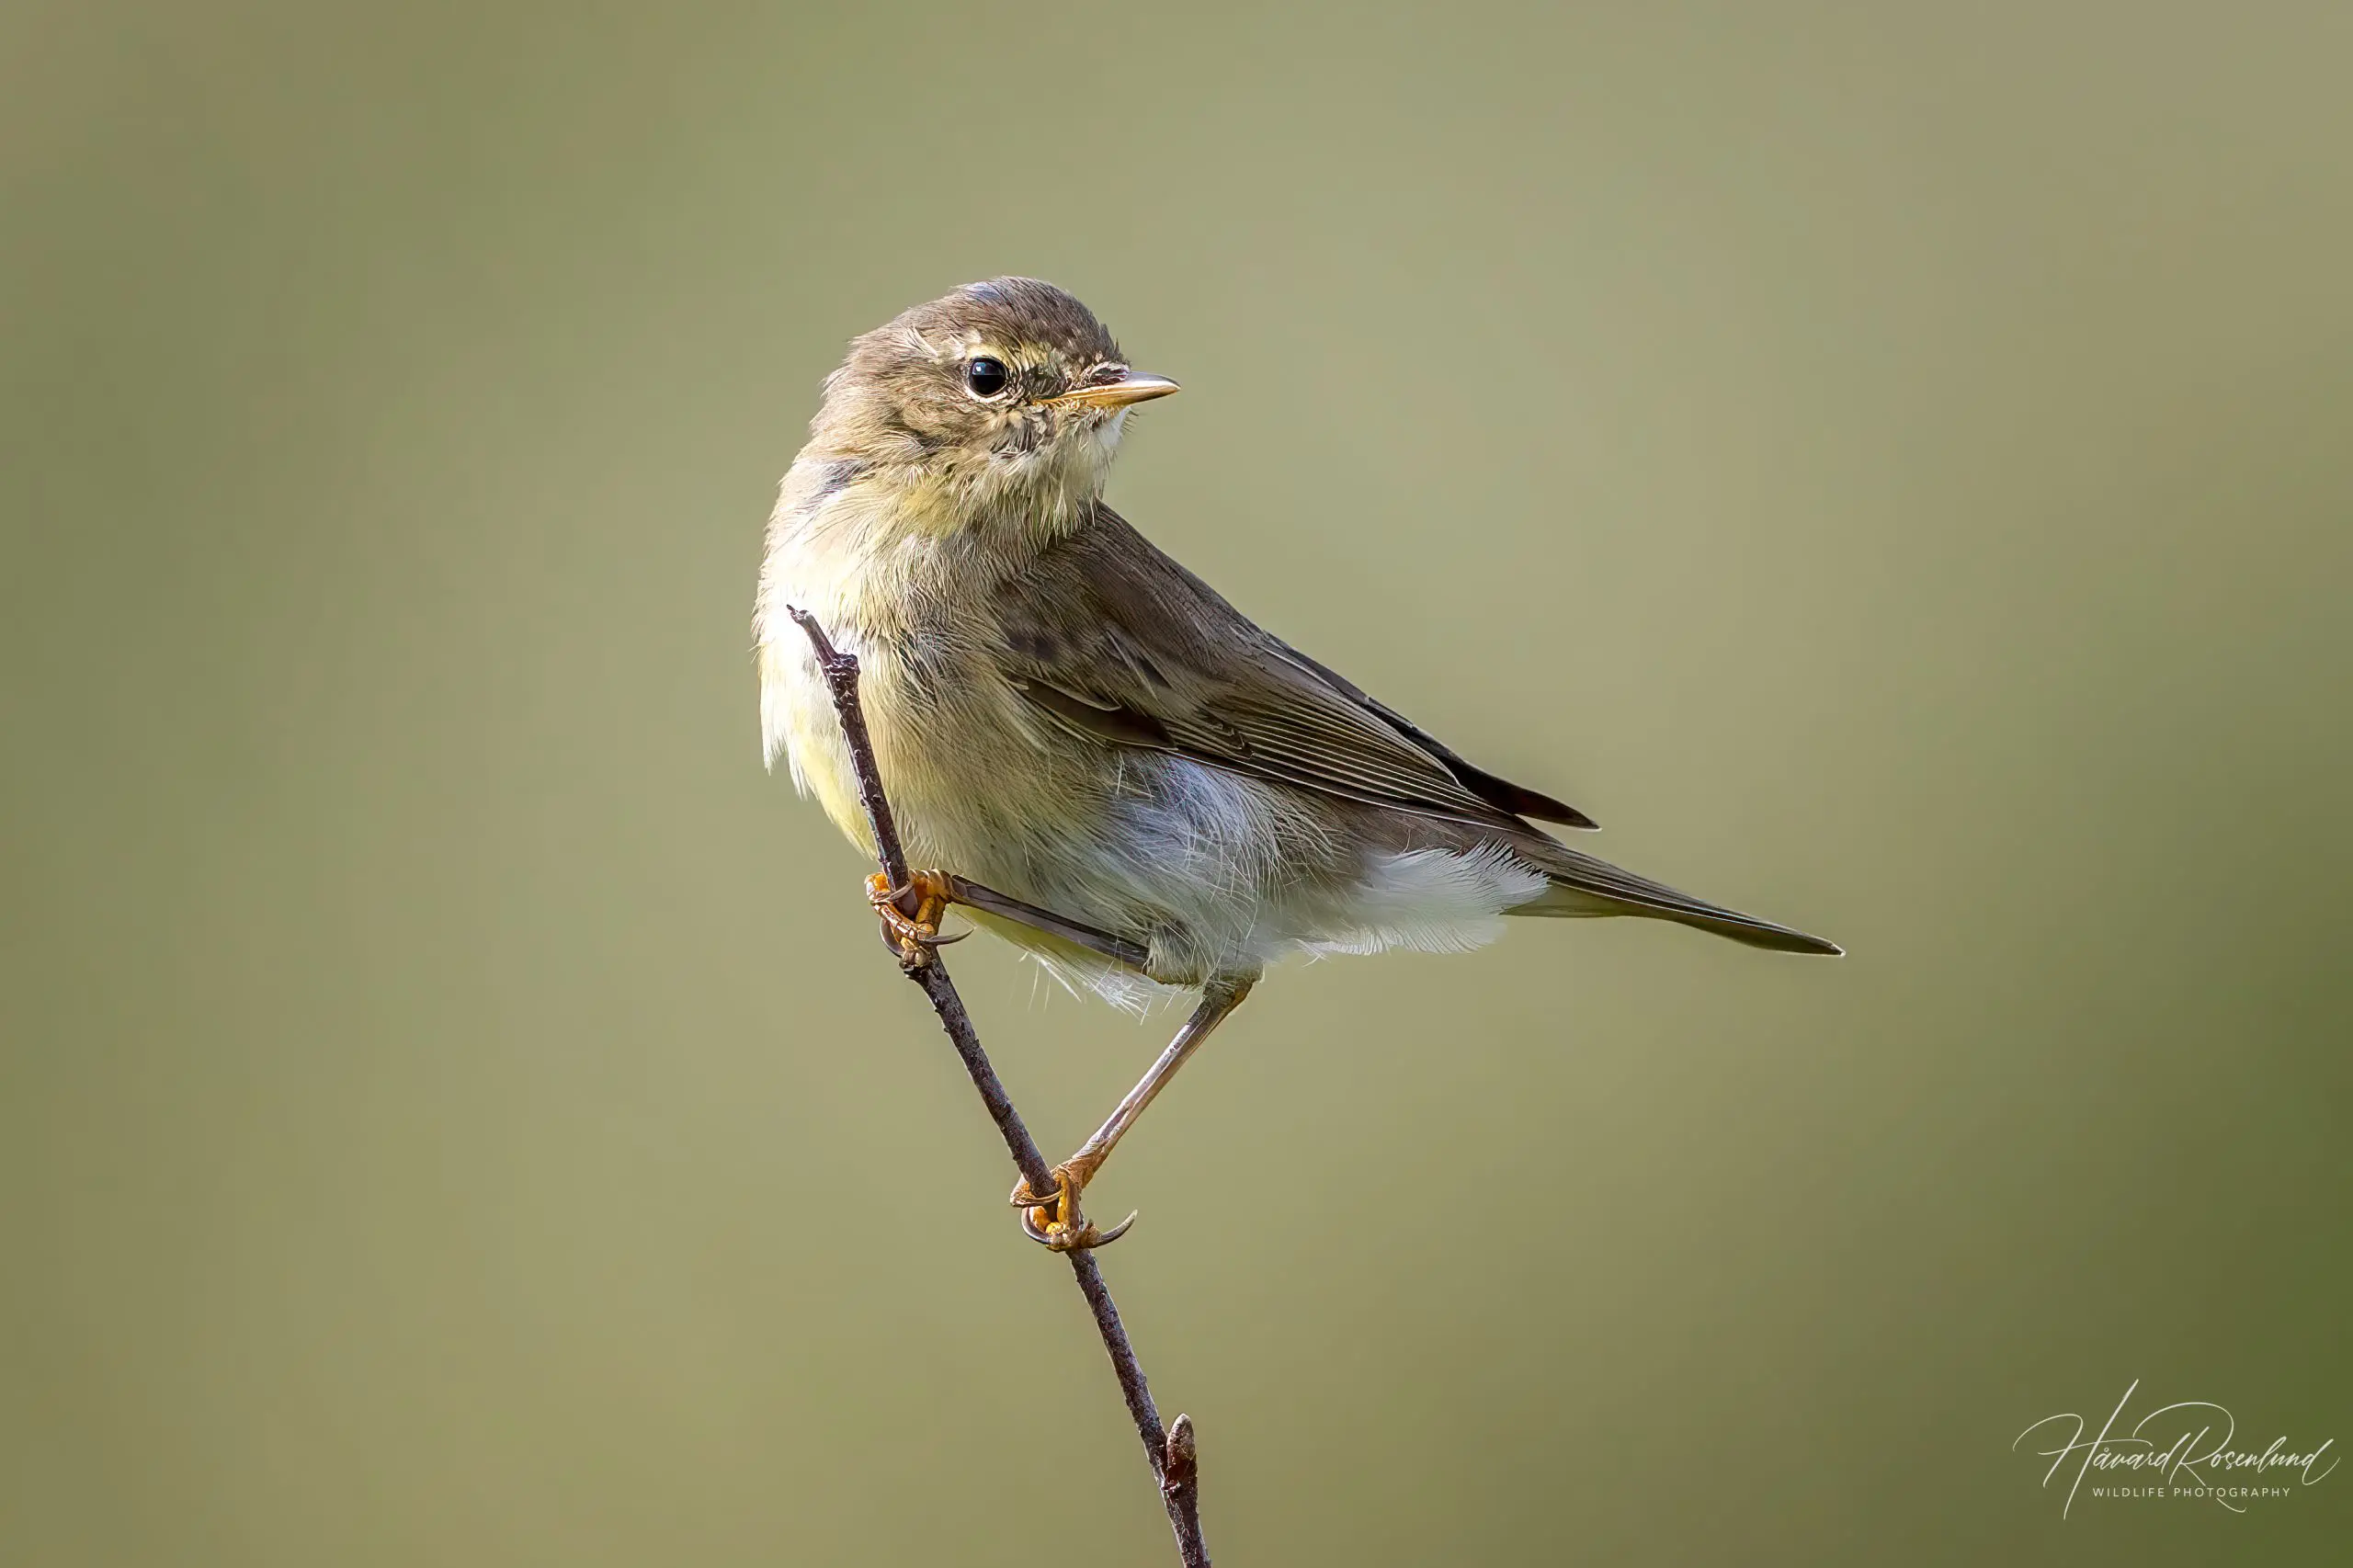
[964, 357, 1010, 398]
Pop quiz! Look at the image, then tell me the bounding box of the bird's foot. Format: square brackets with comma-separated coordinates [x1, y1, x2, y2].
[1011, 1152, 1134, 1252]
[866, 869, 965, 965]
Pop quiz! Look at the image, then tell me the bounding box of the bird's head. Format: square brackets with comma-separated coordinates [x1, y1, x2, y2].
[804, 278, 1178, 530]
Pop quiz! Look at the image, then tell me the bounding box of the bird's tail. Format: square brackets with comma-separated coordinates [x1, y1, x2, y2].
[1507, 843, 1841, 955]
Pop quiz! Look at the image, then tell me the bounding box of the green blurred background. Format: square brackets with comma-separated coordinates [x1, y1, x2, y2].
[5, 4, 2347, 1562]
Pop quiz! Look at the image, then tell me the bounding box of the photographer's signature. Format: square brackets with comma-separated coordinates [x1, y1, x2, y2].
[2015, 1380, 2336, 1517]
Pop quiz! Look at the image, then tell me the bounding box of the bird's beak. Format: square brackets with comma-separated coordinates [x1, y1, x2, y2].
[1050, 370, 1181, 409]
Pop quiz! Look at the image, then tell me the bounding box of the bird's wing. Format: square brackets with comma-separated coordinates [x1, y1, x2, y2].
[993, 507, 1596, 832]
[1262, 642, 1597, 829]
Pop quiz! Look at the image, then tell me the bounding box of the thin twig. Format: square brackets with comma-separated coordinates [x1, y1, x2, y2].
[788, 607, 1211, 1568]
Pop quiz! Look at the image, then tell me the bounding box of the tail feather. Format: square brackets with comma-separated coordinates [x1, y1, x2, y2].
[1509, 843, 1841, 956]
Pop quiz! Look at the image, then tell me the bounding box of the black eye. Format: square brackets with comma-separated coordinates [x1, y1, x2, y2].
[964, 357, 1010, 398]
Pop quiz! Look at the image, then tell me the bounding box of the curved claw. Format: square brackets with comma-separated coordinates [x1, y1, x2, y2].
[1020, 1205, 1139, 1252]
[1090, 1210, 1139, 1246]
[866, 869, 962, 962]
[875, 924, 968, 958]
[1013, 1153, 1123, 1248]
[1008, 1171, 1066, 1210]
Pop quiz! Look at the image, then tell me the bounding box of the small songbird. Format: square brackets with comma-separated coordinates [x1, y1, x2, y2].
[756, 278, 1837, 1249]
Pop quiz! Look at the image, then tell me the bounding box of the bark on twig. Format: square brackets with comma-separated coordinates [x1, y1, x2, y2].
[788, 607, 1211, 1568]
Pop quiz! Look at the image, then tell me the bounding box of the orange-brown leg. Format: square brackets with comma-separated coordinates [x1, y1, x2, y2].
[1013, 978, 1254, 1251]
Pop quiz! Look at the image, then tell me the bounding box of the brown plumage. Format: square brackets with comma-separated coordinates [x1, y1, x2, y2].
[755, 278, 1836, 1246]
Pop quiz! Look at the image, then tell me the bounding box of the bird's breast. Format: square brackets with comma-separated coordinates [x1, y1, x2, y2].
[758, 546, 1101, 890]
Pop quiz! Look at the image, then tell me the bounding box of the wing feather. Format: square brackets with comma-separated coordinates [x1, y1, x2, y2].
[995, 507, 1594, 834]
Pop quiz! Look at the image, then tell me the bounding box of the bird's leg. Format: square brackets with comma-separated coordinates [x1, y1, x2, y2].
[866, 869, 965, 962]
[1013, 977, 1254, 1251]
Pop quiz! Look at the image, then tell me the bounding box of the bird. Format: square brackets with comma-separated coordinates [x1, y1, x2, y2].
[755, 278, 1837, 1249]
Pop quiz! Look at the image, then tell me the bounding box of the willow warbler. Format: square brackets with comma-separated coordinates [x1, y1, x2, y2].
[756, 278, 1836, 1248]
